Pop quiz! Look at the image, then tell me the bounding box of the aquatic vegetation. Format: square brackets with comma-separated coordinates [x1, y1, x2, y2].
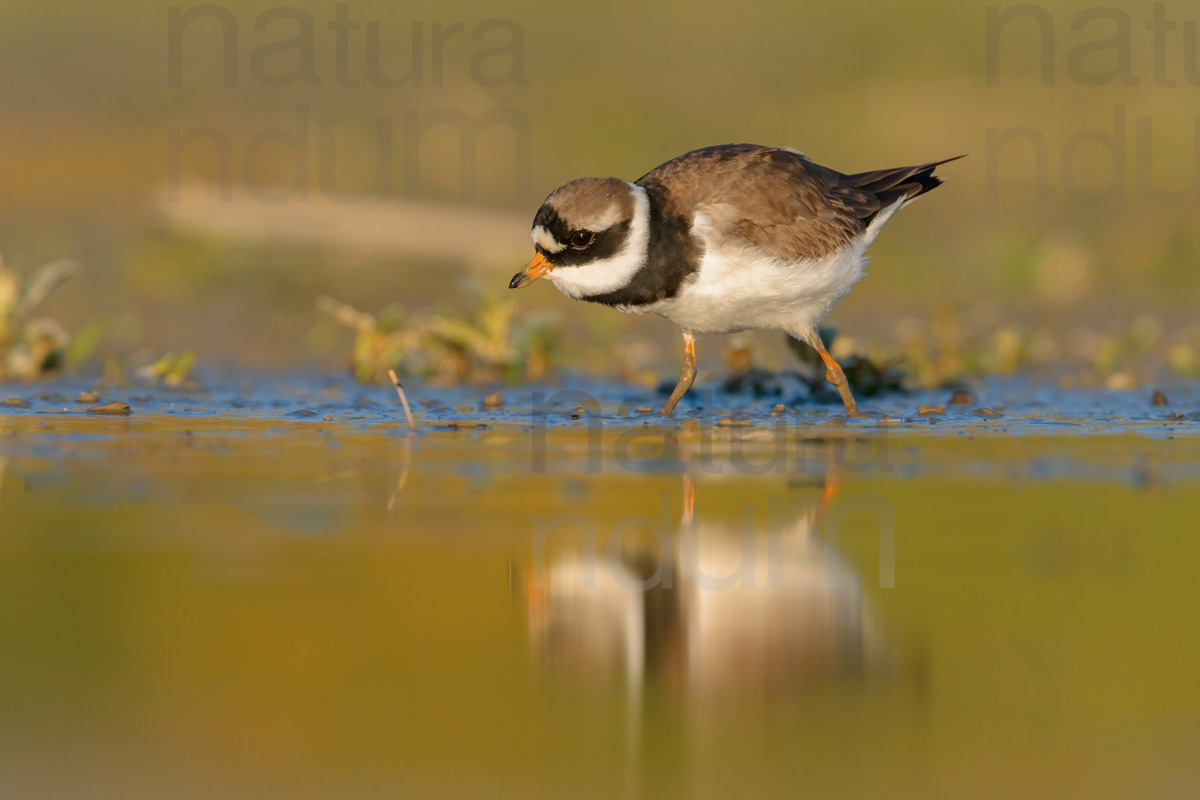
[867, 310, 1200, 390]
[424, 294, 561, 384]
[316, 296, 426, 384]
[310, 298, 1200, 396]
[0, 256, 81, 380]
[135, 351, 198, 388]
[317, 291, 562, 385]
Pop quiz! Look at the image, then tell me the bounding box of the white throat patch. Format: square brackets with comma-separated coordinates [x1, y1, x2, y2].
[545, 183, 651, 300]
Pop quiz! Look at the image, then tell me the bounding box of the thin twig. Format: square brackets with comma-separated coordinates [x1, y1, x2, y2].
[315, 295, 375, 330]
[387, 369, 415, 430]
[386, 440, 412, 512]
[13, 260, 81, 322]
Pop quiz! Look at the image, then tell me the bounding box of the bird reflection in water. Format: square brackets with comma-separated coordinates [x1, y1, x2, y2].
[524, 467, 885, 706]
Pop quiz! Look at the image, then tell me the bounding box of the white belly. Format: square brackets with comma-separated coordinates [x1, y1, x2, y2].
[642, 201, 903, 336]
[651, 242, 868, 335]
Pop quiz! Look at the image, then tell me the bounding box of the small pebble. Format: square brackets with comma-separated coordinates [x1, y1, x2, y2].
[2, 398, 29, 408]
[88, 401, 132, 416]
[948, 390, 973, 406]
[1152, 390, 1168, 407]
[918, 404, 945, 416]
[636, 406, 653, 413]
[771, 403, 786, 414]
[75, 391, 100, 404]
[323, 416, 334, 422]
[717, 417, 752, 427]
[973, 407, 1003, 417]
[482, 392, 503, 408]
[1166, 413, 1186, 421]
[572, 406, 587, 414]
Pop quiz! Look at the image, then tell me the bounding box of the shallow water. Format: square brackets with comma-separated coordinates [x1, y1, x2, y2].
[2, 375, 1199, 799]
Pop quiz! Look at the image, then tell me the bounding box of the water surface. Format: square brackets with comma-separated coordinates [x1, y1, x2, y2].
[2, 376, 1198, 799]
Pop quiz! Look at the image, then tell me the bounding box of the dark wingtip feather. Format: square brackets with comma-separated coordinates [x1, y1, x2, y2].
[846, 154, 965, 211]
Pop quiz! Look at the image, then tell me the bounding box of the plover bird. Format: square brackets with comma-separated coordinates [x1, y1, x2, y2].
[510, 144, 960, 416]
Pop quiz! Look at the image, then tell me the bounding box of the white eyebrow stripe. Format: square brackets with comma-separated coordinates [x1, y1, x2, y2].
[531, 225, 565, 253]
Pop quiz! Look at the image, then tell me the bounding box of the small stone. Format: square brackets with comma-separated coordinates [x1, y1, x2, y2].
[1151, 390, 1168, 407]
[482, 392, 503, 408]
[636, 406, 653, 413]
[973, 407, 1003, 417]
[323, 416, 334, 422]
[948, 390, 973, 406]
[917, 404, 945, 416]
[771, 404, 787, 414]
[572, 406, 587, 414]
[1, 398, 29, 408]
[87, 401, 132, 416]
[717, 417, 752, 427]
[1166, 412, 1186, 421]
[75, 391, 100, 404]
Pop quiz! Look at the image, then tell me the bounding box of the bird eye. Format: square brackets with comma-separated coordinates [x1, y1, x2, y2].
[570, 231, 595, 249]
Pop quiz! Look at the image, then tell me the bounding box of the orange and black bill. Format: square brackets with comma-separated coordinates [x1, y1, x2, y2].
[509, 252, 552, 289]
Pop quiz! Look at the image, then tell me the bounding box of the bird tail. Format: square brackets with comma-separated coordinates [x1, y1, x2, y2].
[843, 154, 966, 209]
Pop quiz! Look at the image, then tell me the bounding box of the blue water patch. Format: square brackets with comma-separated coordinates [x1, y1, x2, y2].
[2, 372, 1198, 437]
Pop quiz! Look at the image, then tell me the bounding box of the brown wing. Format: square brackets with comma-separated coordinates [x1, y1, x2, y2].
[637, 144, 959, 261]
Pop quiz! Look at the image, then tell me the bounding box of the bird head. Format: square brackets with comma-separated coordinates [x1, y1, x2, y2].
[510, 177, 650, 300]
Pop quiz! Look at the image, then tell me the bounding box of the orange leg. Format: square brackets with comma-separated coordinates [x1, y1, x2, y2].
[816, 438, 842, 513]
[681, 473, 695, 526]
[802, 330, 862, 418]
[820, 471, 841, 508]
[661, 331, 696, 415]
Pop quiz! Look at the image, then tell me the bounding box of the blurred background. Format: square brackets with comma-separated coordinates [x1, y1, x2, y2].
[4, 4, 1200, 798]
[1, 0, 1197, 386]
